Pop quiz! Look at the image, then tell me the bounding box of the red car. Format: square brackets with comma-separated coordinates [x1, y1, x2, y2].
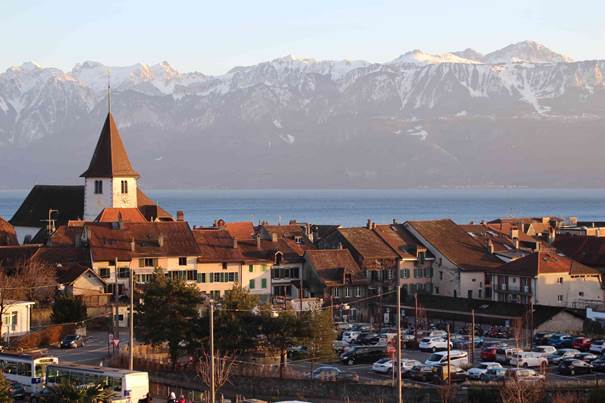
[480, 346, 497, 361]
[572, 337, 592, 352]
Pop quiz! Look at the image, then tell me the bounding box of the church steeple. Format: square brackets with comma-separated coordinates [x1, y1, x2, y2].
[80, 113, 140, 178]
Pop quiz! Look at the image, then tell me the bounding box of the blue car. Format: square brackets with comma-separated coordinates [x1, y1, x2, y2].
[548, 334, 573, 348]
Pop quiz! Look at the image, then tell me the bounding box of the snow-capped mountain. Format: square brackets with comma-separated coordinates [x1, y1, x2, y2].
[0, 41, 604, 189]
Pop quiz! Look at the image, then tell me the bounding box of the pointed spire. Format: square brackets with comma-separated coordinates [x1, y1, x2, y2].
[80, 113, 140, 178]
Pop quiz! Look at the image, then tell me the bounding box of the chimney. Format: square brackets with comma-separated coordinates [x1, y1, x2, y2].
[158, 234, 164, 247]
[392, 219, 397, 225]
[272, 233, 278, 243]
[233, 238, 238, 249]
[548, 227, 556, 244]
[176, 210, 185, 222]
[511, 228, 519, 240]
[534, 242, 541, 252]
[130, 238, 135, 252]
[256, 234, 262, 249]
[488, 239, 494, 254]
[514, 238, 520, 250]
[367, 219, 373, 229]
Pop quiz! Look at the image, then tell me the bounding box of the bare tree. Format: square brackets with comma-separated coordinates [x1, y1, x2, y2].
[0, 260, 56, 335]
[500, 378, 545, 403]
[196, 352, 235, 398]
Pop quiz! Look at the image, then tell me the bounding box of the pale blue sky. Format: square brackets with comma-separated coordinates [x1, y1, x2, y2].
[2, 0, 604, 75]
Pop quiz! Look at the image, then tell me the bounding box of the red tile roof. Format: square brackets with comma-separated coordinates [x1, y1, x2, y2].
[193, 229, 246, 263]
[80, 113, 140, 178]
[304, 249, 366, 286]
[223, 222, 255, 240]
[496, 250, 600, 277]
[373, 224, 422, 259]
[0, 216, 17, 246]
[95, 208, 148, 223]
[336, 227, 400, 260]
[406, 219, 502, 271]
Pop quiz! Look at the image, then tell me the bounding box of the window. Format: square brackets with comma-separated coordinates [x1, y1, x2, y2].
[261, 278, 267, 289]
[344, 287, 351, 297]
[387, 270, 393, 280]
[478, 289, 482, 298]
[10, 311, 17, 331]
[179, 257, 187, 266]
[557, 277, 564, 284]
[222, 262, 228, 270]
[579, 291, 585, 297]
[453, 290, 457, 298]
[401, 269, 410, 279]
[139, 258, 156, 267]
[557, 295, 563, 302]
[94, 180, 103, 194]
[120, 180, 128, 194]
[355, 286, 362, 297]
[261, 264, 267, 272]
[332, 288, 341, 298]
[512, 278, 516, 284]
[472, 278, 476, 282]
[439, 271, 443, 280]
[99, 268, 110, 279]
[275, 252, 283, 266]
[118, 267, 130, 278]
[468, 290, 473, 298]
[136, 274, 153, 284]
[435, 286, 439, 294]
[248, 265, 254, 273]
[249, 279, 255, 289]
[197, 273, 206, 283]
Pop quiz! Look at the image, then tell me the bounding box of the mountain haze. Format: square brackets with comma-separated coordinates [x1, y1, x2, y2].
[1, 41, 604, 189]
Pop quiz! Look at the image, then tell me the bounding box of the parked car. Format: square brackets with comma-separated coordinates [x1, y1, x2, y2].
[355, 332, 380, 345]
[419, 337, 451, 352]
[425, 350, 469, 367]
[431, 365, 467, 384]
[308, 366, 359, 382]
[496, 347, 523, 365]
[482, 367, 507, 382]
[467, 362, 503, 380]
[572, 337, 592, 352]
[480, 346, 497, 361]
[488, 326, 511, 338]
[533, 332, 555, 346]
[558, 358, 592, 375]
[505, 368, 545, 382]
[547, 349, 580, 365]
[452, 335, 484, 349]
[342, 331, 362, 344]
[548, 334, 574, 348]
[428, 330, 449, 339]
[287, 345, 309, 359]
[340, 346, 385, 365]
[531, 345, 556, 357]
[591, 357, 605, 372]
[510, 352, 548, 368]
[60, 334, 85, 348]
[589, 339, 605, 354]
[408, 364, 436, 382]
[577, 352, 599, 363]
[371, 358, 421, 375]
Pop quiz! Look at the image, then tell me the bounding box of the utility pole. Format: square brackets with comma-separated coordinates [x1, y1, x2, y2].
[447, 323, 451, 386]
[128, 266, 134, 370]
[414, 293, 418, 342]
[471, 309, 475, 363]
[396, 276, 402, 403]
[210, 301, 215, 403]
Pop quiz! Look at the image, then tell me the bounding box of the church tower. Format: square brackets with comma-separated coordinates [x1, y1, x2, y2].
[81, 113, 139, 221]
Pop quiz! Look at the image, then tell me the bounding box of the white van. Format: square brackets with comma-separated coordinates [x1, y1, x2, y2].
[425, 350, 469, 367]
[509, 352, 548, 368]
[531, 345, 556, 357]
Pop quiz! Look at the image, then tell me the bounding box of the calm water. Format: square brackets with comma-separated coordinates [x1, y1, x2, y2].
[2, 188, 605, 227]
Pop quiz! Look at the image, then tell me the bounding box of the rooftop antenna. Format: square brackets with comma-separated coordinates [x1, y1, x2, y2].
[41, 208, 59, 235]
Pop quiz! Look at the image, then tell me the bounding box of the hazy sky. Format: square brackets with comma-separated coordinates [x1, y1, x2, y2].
[2, 0, 604, 75]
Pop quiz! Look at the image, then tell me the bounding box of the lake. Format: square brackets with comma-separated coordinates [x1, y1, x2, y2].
[1, 188, 605, 227]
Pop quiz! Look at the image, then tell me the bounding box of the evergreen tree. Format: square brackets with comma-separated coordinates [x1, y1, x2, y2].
[51, 293, 87, 324]
[261, 311, 306, 377]
[304, 308, 336, 363]
[137, 270, 204, 366]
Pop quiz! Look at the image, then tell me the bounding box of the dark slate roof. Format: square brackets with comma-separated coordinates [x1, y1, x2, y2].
[403, 294, 585, 327]
[80, 113, 140, 178]
[405, 219, 502, 271]
[10, 185, 84, 228]
[56, 263, 104, 286]
[10, 186, 171, 229]
[554, 235, 605, 268]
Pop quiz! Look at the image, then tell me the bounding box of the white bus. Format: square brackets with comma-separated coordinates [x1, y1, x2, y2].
[0, 351, 58, 394]
[45, 362, 149, 402]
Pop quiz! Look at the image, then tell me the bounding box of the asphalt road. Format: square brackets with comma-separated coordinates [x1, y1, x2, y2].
[46, 330, 131, 365]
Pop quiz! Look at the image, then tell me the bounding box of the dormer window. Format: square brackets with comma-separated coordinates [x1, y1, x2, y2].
[121, 180, 128, 194]
[94, 180, 103, 194]
[294, 235, 303, 244]
[275, 251, 283, 266]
